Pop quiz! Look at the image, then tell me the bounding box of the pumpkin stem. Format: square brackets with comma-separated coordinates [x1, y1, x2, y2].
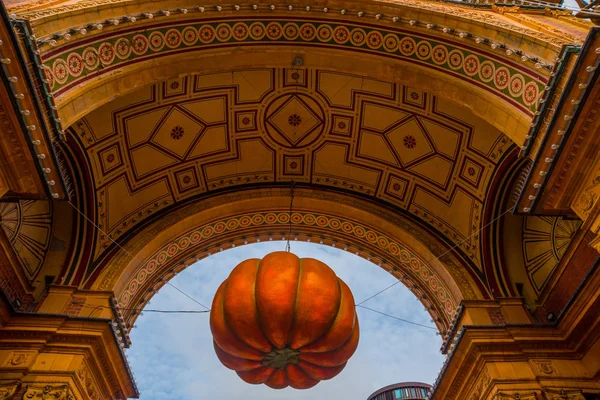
[262, 348, 300, 369]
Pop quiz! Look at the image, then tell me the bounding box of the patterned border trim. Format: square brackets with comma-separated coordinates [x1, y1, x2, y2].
[43, 19, 544, 112]
[117, 211, 457, 316]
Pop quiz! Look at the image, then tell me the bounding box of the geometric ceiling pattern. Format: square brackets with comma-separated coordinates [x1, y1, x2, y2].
[72, 68, 513, 276]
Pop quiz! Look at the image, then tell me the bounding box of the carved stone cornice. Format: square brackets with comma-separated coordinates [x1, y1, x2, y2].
[430, 262, 600, 400]
[524, 27, 600, 217]
[0, 6, 67, 200]
[494, 391, 540, 400]
[0, 381, 19, 400]
[22, 384, 75, 400]
[0, 299, 138, 400]
[542, 389, 586, 399]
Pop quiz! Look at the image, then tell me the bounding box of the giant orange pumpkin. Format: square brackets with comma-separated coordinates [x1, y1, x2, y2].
[210, 251, 359, 389]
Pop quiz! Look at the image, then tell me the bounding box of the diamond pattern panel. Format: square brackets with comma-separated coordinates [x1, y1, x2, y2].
[73, 68, 513, 267]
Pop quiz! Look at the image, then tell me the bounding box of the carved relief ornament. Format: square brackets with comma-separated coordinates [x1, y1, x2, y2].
[532, 360, 555, 375]
[0, 381, 19, 400]
[494, 391, 540, 400]
[542, 388, 585, 400]
[22, 384, 76, 400]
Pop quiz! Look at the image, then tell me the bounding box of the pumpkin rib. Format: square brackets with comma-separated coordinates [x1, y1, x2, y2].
[296, 278, 343, 351]
[299, 316, 360, 367]
[220, 279, 266, 356]
[288, 257, 304, 348]
[255, 252, 301, 349]
[286, 363, 320, 389]
[252, 258, 273, 351]
[298, 278, 356, 353]
[289, 258, 342, 349]
[297, 360, 347, 381]
[237, 366, 276, 385]
[213, 341, 263, 372]
[223, 258, 273, 353]
[210, 280, 264, 360]
[265, 369, 288, 389]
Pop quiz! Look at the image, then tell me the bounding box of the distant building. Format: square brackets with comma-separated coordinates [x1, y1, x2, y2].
[367, 382, 431, 400]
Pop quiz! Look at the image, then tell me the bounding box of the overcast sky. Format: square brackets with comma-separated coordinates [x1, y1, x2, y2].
[127, 242, 445, 400]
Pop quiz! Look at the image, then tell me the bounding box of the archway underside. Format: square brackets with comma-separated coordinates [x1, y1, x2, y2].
[46, 62, 524, 336]
[89, 187, 486, 335]
[45, 17, 547, 145]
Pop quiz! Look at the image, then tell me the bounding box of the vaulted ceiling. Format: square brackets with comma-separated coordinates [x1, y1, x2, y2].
[69, 67, 514, 276]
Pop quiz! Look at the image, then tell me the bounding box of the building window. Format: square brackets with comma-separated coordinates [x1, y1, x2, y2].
[394, 389, 404, 398]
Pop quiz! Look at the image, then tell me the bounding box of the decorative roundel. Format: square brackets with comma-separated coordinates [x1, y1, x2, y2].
[42, 66, 55, 89]
[165, 29, 183, 48]
[333, 26, 350, 44]
[463, 55, 480, 76]
[52, 58, 69, 84]
[114, 38, 131, 59]
[415, 41, 432, 60]
[522, 81, 540, 106]
[350, 28, 367, 46]
[66, 52, 84, 77]
[509, 74, 525, 96]
[283, 23, 299, 40]
[399, 37, 416, 56]
[383, 34, 399, 53]
[366, 31, 384, 49]
[317, 24, 333, 42]
[215, 24, 232, 42]
[299, 23, 316, 41]
[182, 26, 198, 45]
[431, 45, 448, 65]
[98, 42, 116, 64]
[148, 31, 165, 51]
[266, 22, 283, 40]
[249, 22, 265, 40]
[131, 34, 149, 55]
[479, 60, 495, 83]
[199, 25, 216, 43]
[264, 213, 277, 224]
[494, 67, 510, 90]
[82, 47, 99, 70]
[447, 49, 463, 70]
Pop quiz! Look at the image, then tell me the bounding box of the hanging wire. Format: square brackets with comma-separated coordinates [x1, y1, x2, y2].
[355, 205, 516, 306]
[81, 303, 210, 316]
[80, 303, 436, 331]
[285, 180, 296, 252]
[356, 305, 436, 331]
[284, 62, 301, 253]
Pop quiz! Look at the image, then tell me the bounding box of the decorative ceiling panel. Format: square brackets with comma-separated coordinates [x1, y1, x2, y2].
[42, 18, 546, 115]
[0, 200, 53, 281]
[72, 68, 513, 270]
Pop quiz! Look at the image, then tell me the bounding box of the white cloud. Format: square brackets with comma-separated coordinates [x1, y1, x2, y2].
[128, 242, 444, 400]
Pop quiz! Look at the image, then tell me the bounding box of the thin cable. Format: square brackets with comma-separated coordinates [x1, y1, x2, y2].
[68, 201, 210, 310]
[356, 205, 516, 306]
[134, 309, 210, 314]
[356, 305, 436, 331]
[166, 282, 210, 310]
[81, 303, 210, 314]
[68, 201, 133, 257]
[285, 180, 295, 252]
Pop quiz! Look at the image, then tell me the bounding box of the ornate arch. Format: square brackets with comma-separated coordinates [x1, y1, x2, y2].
[87, 187, 486, 334]
[15, 0, 572, 145]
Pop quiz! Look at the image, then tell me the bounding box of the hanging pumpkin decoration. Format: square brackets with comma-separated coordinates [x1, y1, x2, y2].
[210, 251, 359, 389]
